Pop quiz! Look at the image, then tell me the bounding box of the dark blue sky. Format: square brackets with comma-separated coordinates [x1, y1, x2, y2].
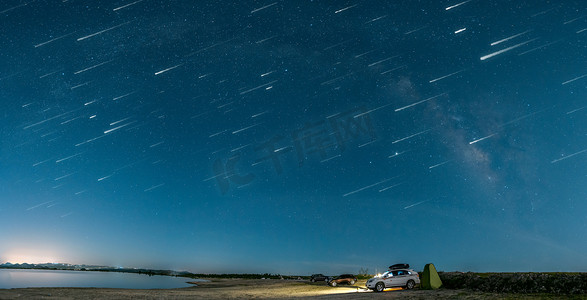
[1, 0, 586, 274]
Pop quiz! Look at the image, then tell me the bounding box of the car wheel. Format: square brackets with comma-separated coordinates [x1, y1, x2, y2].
[311, 278, 315, 282]
[406, 280, 415, 290]
[375, 282, 385, 292]
[331, 281, 337, 287]
[349, 279, 356, 285]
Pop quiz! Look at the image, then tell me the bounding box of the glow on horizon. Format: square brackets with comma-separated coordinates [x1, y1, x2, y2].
[3, 255, 61, 265]
[2, 248, 67, 265]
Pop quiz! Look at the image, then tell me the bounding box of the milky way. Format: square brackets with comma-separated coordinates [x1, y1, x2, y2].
[1, 0, 586, 274]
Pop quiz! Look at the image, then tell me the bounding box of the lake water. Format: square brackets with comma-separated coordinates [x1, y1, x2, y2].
[0, 269, 205, 289]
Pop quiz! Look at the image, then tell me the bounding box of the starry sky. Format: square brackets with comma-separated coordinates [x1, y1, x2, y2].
[1, 0, 586, 275]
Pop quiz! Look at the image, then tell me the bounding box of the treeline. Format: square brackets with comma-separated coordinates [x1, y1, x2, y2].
[2, 263, 368, 281]
[0, 264, 308, 280]
[179, 273, 304, 280]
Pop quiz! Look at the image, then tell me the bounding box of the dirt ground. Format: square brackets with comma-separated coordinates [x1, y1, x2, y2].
[0, 278, 575, 299]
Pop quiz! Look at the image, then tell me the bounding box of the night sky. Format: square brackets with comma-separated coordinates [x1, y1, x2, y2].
[1, 0, 586, 275]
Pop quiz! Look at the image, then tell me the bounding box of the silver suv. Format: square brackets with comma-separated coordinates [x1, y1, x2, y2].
[366, 269, 420, 292]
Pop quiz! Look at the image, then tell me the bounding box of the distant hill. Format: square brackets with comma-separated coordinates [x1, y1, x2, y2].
[1, 262, 111, 271]
[0, 262, 186, 276]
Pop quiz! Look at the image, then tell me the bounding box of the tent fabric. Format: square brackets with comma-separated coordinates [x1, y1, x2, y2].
[420, 263, 443, 289]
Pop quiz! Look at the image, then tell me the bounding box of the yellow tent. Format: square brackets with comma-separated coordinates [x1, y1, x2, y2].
[420, 263, 443, 289]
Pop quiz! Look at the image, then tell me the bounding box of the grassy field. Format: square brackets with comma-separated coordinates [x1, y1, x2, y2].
[439, 272, 587, 295]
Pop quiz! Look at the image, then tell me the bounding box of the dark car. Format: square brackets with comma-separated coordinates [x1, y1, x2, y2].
[310, 274, 329, 282]
[328, 274, 357, 286]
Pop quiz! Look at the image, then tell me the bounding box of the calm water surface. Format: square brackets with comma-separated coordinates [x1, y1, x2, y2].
[0, 269, 204, 289]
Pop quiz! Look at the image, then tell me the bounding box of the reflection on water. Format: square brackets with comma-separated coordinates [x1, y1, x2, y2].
[0, 269, 203, 289]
